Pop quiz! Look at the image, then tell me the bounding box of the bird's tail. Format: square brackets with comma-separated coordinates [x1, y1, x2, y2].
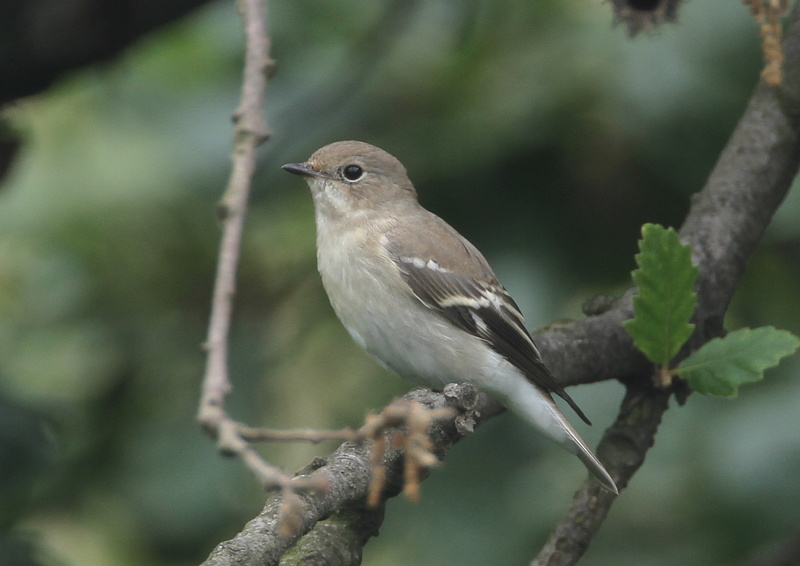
[563, 421, 618, 494]
[501, 385, 619, 494]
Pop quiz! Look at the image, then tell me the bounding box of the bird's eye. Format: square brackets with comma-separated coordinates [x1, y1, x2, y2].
[342, 165, 364, 181]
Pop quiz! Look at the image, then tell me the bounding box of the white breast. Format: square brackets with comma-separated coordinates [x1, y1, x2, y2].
[314, 215, 489, 389]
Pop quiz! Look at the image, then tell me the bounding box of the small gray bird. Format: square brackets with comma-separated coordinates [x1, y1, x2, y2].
[282, 140, 617, 494]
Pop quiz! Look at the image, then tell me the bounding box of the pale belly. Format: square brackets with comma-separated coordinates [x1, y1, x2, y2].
[318, 243, 486, 390]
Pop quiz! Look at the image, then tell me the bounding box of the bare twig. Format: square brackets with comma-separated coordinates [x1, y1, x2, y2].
[196, 0, 283, 489]
[238, 425, 361, 443]
[195, 0, 338, 536]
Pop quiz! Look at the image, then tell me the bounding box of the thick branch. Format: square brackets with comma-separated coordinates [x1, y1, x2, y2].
[538, 4, 800, 386]
[527, 8, 800, 563]
[202, 385, 499, 566]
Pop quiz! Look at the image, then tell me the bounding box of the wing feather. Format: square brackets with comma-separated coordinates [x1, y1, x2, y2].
[392, 254, 591, 425]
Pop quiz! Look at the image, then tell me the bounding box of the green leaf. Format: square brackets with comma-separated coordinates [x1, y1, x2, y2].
[623, 224, 698, 365]
[676, 327, 800, 397]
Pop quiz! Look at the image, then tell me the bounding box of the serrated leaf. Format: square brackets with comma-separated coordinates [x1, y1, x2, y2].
[676, 327, 800, 397]
[623, 224, 698, 365]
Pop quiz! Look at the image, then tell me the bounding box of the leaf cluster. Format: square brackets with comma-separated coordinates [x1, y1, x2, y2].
[624, 224, 799, 396]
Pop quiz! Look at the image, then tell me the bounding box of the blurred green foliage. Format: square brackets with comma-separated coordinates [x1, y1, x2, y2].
[1, 1, 799, 565]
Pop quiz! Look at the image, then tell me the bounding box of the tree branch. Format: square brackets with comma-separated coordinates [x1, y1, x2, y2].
[202, 384, 499, 566]
[528, 5, 800, 564]
[197, 0, 296, 494]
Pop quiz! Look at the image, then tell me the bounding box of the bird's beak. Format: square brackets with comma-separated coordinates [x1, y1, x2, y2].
[282, 162, 321, 178]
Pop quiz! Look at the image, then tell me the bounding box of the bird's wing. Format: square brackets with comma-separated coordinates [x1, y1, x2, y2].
[386, 216, 591, 425]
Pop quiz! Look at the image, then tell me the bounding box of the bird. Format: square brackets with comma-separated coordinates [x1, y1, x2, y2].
[282, 140, 618, 494]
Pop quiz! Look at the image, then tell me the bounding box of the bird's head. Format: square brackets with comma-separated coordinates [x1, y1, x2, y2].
[283, 140, 418, 219]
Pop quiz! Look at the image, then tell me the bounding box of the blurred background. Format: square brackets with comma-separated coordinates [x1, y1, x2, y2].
[2, 1, 800, 565]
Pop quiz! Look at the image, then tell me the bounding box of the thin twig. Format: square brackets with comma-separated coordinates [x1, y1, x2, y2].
[195, 0, 334, 535]
[238, 425, 361, 443]
[197, 0, 281, 483]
